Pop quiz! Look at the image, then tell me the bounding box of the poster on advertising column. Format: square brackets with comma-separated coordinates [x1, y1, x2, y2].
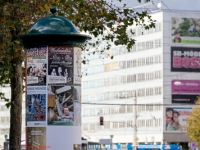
[48, 46, 73, 85]
[47, 85, 81, 126]
[26, 47, 47, 86]
[26, 127, 47, 150]
[165, 107, 191, 131]
[26, 86, 47, 126]
[74, 47, 82, 85]
[171, 47, 200, 72]
[172, 79, 200, 104]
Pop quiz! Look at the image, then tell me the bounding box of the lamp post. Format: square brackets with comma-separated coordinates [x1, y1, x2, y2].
[133, 92, 137, 150]
[110, 135, 114, 150]
[18, 6, 90, 150]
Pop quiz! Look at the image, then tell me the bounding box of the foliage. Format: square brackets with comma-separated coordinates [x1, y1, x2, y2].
[0, 0, 155, 102]
[178, 18, 190, 36]
[0, 0, 155, 149]
[186, 96, 200, 145]
[186, 107, 200, 145]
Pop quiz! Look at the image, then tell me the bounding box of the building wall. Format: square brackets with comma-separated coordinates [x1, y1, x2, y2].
[82, 12, 165, 144]
[0, 85, 26, 146]
[163, 12, 200, 143]
[82, 10, 200, 145]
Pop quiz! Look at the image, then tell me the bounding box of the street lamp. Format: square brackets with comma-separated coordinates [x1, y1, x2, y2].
[133, 92, 137, 150]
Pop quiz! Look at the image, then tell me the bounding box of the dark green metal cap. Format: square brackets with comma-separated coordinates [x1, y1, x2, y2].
[19, 6, 91, 47]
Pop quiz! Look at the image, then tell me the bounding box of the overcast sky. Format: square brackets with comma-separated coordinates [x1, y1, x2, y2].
[108, 0, 200, 11]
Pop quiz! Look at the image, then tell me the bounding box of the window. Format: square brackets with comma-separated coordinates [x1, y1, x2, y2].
[127, 120, 133, 128]
[90, 123, 96, 130]
[127, 105, 133, 113]
[113, 122, 118, 128]
[127, 74, 136, 83]
[138, 89, 145, 97]
[0, 117, 5, 123]
[97, 94, 103, 101]
[111, 77, 118, 85]
[119, 106, 126, 114]
[104, 93, 110, 100]
[119, 76, 127, 84]
[146, 104, 153, 111]
[83, 124, 88, 130]
[119, 121, 126, 128]
[155, 71, 161, 79]
[111, 107, 119, 114]
[104, 122, 110, 129]
[104, 107, 110, 115]
[119, 46, 127, 55]
[138, 73, 145, 82]
[155, 55, 161, 64]
[130, 45, 136, 52]
[119, 61, 126, 69]
[104, 78, 110, 86]
[110, 92, 118, 100]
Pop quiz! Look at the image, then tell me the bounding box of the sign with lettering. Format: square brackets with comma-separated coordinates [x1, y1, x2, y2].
[171, 47, 200, 72]
[172, 79, 200, 103]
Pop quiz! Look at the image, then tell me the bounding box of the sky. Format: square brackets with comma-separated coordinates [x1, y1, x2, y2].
[108, 0, 200, 12]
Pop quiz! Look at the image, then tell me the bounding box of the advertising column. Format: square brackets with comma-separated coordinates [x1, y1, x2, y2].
[26, 46, 82, 150]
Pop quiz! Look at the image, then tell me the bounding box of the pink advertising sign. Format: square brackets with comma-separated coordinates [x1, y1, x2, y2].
[172, 79, 200, 94]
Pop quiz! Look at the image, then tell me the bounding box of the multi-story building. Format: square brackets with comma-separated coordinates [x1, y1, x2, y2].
[82, 7, 200, 149]
[0, 85, 26, 147]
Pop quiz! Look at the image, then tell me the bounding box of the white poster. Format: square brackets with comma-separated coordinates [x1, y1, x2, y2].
[26, 47, 47, 86]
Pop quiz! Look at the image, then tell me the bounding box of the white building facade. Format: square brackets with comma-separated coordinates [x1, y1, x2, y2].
[0, 85, 26, 147]
[82, 10, 200, 149]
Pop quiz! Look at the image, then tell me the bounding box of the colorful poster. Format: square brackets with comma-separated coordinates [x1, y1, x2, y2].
[27, 86, 47, 126]
[48, 46, 73, 85]
[165, 107, 191, 132]
[172, 79, 200, 103]
[171, 17, 200, 44]
[26, 127, 47, 150]
[26, 47, 47, 86]
[47, 86, 81, 126]
[171, 47, 200, 72]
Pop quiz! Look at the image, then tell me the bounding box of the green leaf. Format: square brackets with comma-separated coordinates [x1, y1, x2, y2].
[3, 11, 10, 16]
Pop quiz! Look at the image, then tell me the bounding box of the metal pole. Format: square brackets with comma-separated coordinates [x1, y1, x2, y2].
[133, 92, 137, 150]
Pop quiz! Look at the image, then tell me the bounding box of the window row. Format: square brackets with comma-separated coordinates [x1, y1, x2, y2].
[82, 103, 162, 117]
[137, 39, 161, 51]
[0, 105, 9, 111]
[127, 22, 162, 37]
[83, 71, 162, 89]
[0, 116, 10, 123]
[0, 128, 9, 134]
[82, 118, 162, 131]
[83, 37, 161, 63]
[84, 54, 161, 75]
[83, 87, 162, 102]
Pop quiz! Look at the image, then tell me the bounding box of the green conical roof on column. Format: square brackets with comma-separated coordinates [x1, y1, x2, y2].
[19, 6, 90, 47]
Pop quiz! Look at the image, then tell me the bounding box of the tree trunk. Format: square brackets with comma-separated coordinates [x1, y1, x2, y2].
[9, 52, 22, 150]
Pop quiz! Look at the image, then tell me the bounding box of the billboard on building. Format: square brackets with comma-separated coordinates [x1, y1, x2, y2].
[172, 79, 200, 104]
[171, 47, 200, 72]
[165, 107, 191, 131]
[171, 17, 200, 44]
